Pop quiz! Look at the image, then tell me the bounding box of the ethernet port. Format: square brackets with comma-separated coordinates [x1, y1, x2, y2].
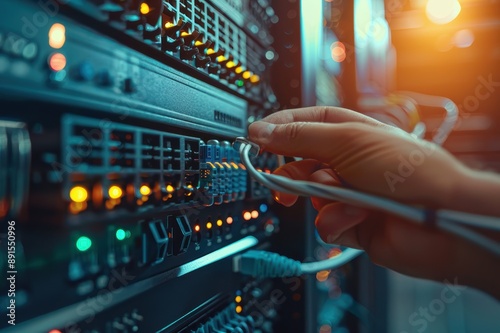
[185, 139, 200, 171]
[140, 219, 169, 266]
[163, 136, 181, 171]
[110, 130, 135, 168]
[141, 133, 161, 170]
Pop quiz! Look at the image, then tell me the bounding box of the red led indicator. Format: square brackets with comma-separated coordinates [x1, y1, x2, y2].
[48, 53, 66, 71]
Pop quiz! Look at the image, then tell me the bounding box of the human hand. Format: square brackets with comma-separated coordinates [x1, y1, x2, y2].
[248, 106, 500, 298]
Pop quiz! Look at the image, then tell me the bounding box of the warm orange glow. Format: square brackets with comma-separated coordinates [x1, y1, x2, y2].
[226, 216, 233, 225]
[164, 22, 174, 28]
[426, 0, 461, 25]
[108, 186, 123, 199]
[216, 55, 227, 62]
[166, 184, 175, 193]
[185, 184, 194, 196]
[194, 225, 201, 232]
[69, 186, 88, 203]
[250, 74, 260, 84]
[69, 201, 87, 214]
[242, 71, 252, 79]
[206, 222, 213, 229]
[0, 200, 7, 217]
[243, 211, 252, 221]
[140, 3, 150, 15]
[319, 325, 332, 333]
[235, 295, 242, 303]
[48, 23, 66, 49]
[330, 41, 346, 63]
[140, 185, 151, 196]
[207, 48, 216, 55]
[49, 53, 67, 71]
[216, 219, 223, 227]
[235, 67, 244, 74]
[328, 248, 343, 258]
[195, 40, 204, 46]
[316, 270, 330, 282]
[49, 330, 63, 333]
[235, 305, 243, 314]
[105, 200, 115, 210]
[251, 210, 259, 219]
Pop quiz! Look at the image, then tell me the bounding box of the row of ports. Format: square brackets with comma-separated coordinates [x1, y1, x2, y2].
[69, 123, 199, 172]
[91, 0, 263, 88]
[200, 139, 248, 205]
[67, 174, 200, 214]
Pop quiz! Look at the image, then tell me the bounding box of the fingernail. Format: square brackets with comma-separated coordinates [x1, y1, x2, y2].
[343, 205, 365, 217]
[249, 121, 276, 142]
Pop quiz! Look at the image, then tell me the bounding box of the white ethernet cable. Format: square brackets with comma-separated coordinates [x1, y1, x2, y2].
[232, 138, 500, 279]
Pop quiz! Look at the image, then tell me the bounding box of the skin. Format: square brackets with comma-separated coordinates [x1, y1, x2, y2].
[248, 106, 500, 299]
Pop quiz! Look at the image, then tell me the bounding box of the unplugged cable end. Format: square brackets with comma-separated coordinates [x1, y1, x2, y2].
[233, 137, 260, 157]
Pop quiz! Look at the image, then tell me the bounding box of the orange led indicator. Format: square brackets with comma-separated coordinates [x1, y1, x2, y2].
[216, 219, 223, 227]
[226, 216, 233, 225]
[250, 74, 260, 84]
[206, 222, 213, 229]
[226, 61, 236, 69]
[49, 330, 63, 333]
[235, 305, 243, 314]
[108, 186, 122, 199]
[251, 210, 259, 219]
[242, 71, 252, 79]
[69, 186, 88, 203]
[243, 211, 252, 221]
[216, 55, 227, 62]
[235, 295, 242, 303]
[139, 185, 151, 196]
[194, 225, 201, 232]
[49, 53, 67, 71]
[140, 3, 150, 15]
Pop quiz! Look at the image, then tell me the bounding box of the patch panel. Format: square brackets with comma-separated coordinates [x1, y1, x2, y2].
[58, 0, 278, 102]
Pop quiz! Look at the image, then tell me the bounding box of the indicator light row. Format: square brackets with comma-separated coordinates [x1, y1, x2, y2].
[68, 179, 198, 214]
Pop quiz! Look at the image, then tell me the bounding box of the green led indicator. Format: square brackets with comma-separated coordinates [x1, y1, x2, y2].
[236, 80, 244, 87]
[116, 229, 126, 241]
[76, 236, 92, 252]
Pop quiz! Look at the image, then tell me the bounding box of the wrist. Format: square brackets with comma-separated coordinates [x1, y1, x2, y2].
[447, 167, 500, 216]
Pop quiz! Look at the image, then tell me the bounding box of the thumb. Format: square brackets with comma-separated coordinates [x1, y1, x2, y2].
[248, 120, 351, 162]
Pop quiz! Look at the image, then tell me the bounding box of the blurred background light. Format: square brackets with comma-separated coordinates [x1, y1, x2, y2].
[426, 0, 462, 25]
